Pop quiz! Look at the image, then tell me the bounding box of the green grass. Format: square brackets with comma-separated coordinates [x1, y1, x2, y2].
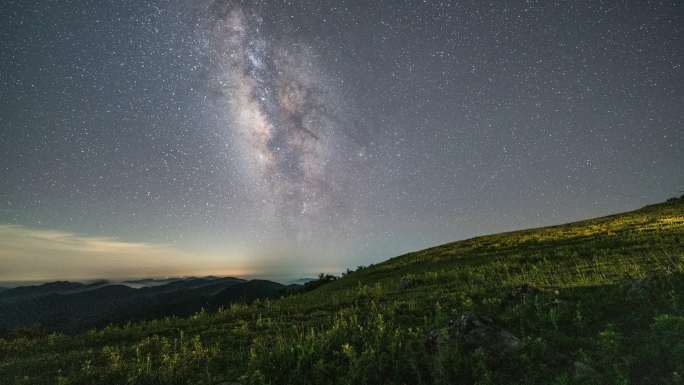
[1, 197, 684, 385]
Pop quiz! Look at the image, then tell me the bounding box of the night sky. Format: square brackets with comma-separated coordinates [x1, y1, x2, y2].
[1, 0, 683, 281]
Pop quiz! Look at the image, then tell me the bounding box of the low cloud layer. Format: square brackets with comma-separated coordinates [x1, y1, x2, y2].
[0, 225, 233, 281]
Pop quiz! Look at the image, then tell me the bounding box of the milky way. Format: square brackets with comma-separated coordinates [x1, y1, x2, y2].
[205, 2, 364, 240]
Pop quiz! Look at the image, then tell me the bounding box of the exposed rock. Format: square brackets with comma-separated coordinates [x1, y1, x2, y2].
[507, 284, 541, 303]
[399, 275, 419, 290]
[621, 278, 653, 302]
[424, 329, 441, 354]
[448, 312, 521, 356]
[573, 361, 599, 382]
[516, 284, 541, 297]
[307, 309, 330, 319]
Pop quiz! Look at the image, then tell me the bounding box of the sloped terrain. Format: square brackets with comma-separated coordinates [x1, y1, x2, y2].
[1, 197, 683, 385]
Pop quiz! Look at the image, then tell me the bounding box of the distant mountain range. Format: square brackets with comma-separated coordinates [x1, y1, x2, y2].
[0, 276, 298, 334]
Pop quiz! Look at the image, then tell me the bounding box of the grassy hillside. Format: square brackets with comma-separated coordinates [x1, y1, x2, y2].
[1, 198, 683, 385]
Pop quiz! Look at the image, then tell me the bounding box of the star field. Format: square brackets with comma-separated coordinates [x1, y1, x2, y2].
[1, 0, 683, 279]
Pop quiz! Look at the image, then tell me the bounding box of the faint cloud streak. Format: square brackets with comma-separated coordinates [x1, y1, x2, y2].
[0, 225, 235, 281]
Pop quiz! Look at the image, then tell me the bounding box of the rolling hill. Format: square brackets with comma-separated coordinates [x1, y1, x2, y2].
[0, 277, 291, 334]
[1, 197, 683, 385]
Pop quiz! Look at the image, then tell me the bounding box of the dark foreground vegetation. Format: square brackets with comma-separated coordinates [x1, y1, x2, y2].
[1, 197, 683, 385]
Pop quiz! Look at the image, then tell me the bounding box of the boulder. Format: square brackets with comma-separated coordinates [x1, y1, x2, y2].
[573, 361, 599, 382]
[448, 312, 521, 356]
[507, 284, 541, 303]
[621, 278, 653, 302]
[424, 329, 441, 354]
[399, 276, 411, 290]
[399, 275, 420, 290]
[516, 284, 541, 297]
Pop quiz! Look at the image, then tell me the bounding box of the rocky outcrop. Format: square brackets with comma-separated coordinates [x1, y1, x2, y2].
[447, 312, 522, 356]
